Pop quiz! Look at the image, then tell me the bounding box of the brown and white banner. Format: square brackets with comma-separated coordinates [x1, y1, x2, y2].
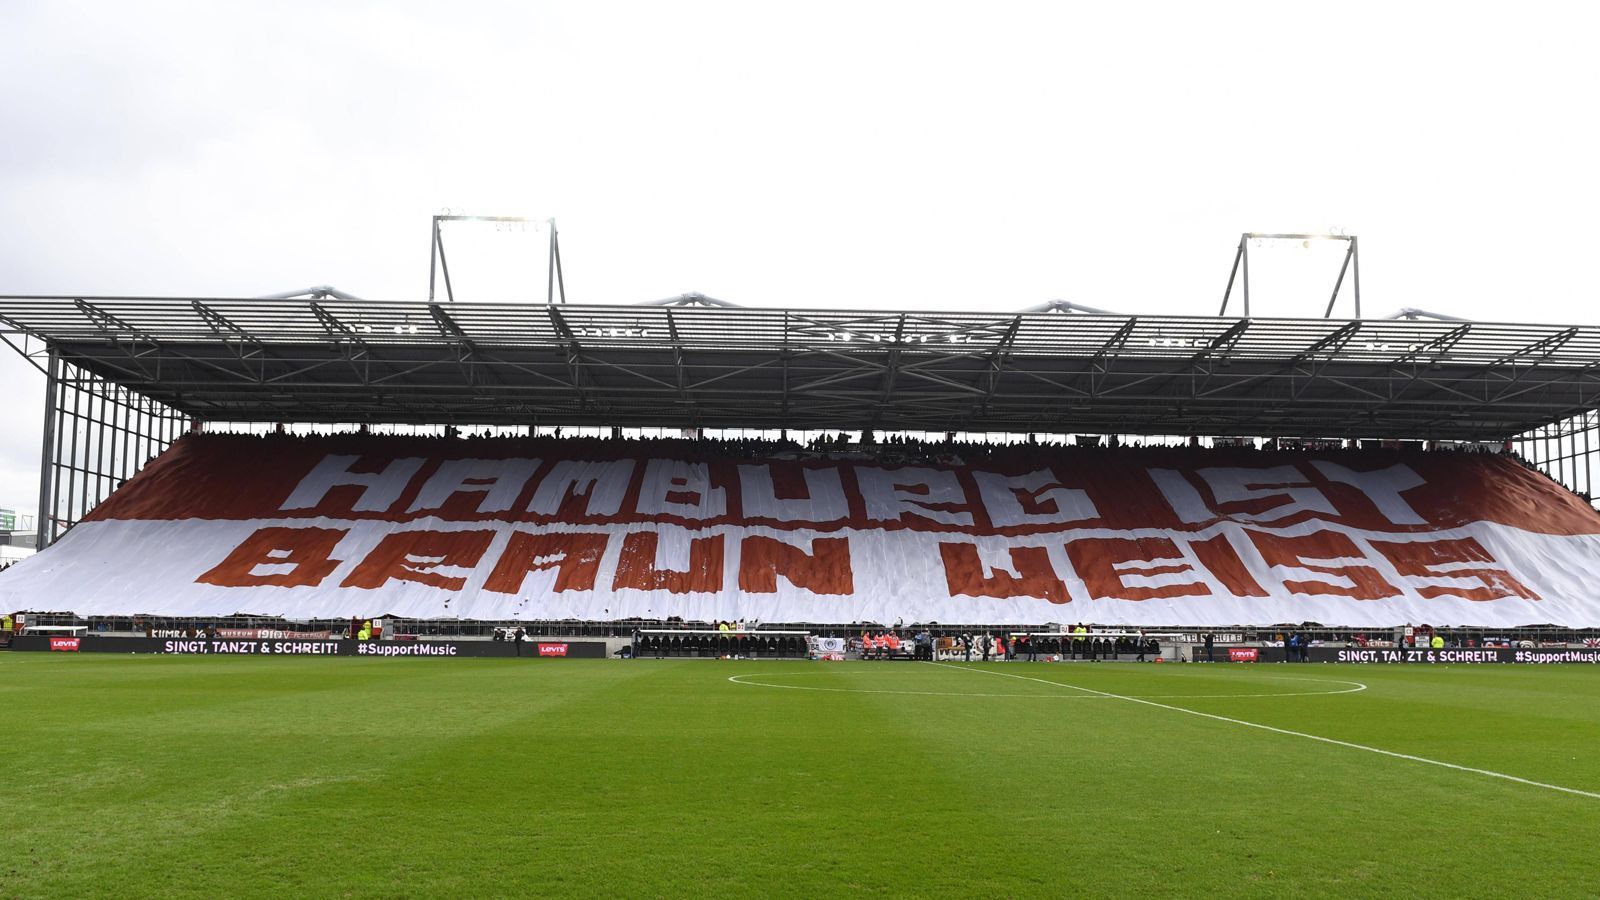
[3, 434, 1599, 625]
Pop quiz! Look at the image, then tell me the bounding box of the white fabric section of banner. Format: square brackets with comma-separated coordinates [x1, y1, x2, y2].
[3, 515, 1598, 625]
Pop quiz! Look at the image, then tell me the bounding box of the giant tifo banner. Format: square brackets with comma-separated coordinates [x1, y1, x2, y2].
[3, 435, 1600, 626]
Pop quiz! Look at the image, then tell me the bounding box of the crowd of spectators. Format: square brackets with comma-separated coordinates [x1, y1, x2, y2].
[189, 426, 1522, 468]
[854, 625, 1163, 662]
[184, 424, 1585, 505]
[632, 629, 806, 658]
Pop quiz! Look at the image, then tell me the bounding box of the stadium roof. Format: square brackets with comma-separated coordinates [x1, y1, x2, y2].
[3, 294, 1600, 439]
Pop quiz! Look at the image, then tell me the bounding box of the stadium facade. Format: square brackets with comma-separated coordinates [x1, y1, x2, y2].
[3, 294, 1600, 627]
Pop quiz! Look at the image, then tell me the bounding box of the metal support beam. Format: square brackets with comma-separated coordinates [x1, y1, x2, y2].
[35, 350, 58, 548]
[436, 226, 456, 303]
[429, 217, 440, 302]
[1351, 236, 1362, 318]
[1323, 239, 1357, 319]
[4, 295, 1600, 442]
[33, 358, 189, 546]
[547, 218, 567, 305]
[1218, 235, 1246, 316]
[1221, 233, 1360, 318]
[1243, 240, 1250, 317]
[428, 214, 557, 304]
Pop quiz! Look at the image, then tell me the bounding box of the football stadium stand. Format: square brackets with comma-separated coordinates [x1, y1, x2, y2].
[2, 431, 1597, 627]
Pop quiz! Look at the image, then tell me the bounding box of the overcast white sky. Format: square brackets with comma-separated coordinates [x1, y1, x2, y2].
[2, 0, 1598, 516]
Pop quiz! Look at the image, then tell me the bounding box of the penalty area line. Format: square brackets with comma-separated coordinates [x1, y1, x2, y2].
[927, 662, 1600, 801]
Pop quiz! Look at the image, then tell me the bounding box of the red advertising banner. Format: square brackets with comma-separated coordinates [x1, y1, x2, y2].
[48, 637, 81, 652]
[537, 643, 569, 657]
[1228, 647, 1260, 662]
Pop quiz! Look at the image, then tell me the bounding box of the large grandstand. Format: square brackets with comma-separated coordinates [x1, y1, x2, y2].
[2, 430, 1598, 632]
[3, 295, 1600, 639]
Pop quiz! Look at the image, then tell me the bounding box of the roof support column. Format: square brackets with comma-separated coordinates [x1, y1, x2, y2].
[35, 349, 58, 549]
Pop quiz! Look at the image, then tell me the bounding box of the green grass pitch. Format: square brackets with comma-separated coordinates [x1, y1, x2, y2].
[4, 655, 1598, 897]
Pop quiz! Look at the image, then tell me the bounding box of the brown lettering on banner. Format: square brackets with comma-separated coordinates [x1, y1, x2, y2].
[197, 526, 348, 587]
[938, 542, 1070, 604]
[737, 535, 853, 594]
[1368, 537, 1539, 601]
[340, 529, 497, 590]
[483, 531, 609, 594]
[1063, 536, 1210, 601]
[612, 532, 724, 593]
[1188, 533, 1270, 597]
[1247, 530, 1399, 600]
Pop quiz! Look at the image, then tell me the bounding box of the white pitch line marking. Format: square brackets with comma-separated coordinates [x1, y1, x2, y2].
[726, 670, 1368, 700]
[928, 662, 1600, 801]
